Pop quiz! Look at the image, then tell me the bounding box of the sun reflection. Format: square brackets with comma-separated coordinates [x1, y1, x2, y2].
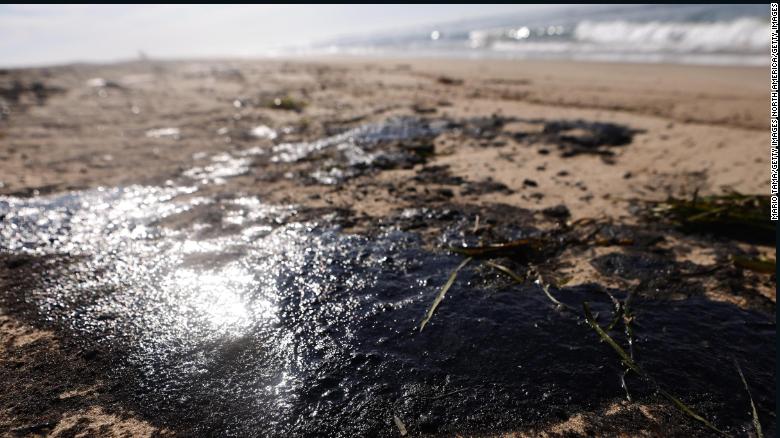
[0, 185, 364, 419]
[166, 265, 264, 334]
[263, 369, 300, 410]
[182, 153, 251, 184]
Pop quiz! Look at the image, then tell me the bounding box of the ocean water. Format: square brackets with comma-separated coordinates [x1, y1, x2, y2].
[301, 4, 770, 66]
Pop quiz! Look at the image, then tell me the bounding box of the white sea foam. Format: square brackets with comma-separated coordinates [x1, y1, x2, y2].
[573, 18, 769, 53]
[309, 5, 770, 66]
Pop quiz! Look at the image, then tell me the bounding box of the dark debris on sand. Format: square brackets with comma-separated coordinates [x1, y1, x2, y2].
[0, 111, 773, 438]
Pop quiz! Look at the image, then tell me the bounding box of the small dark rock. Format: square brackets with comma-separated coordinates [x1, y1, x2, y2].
[542, 204, 571, 219]
[436, 188, 454, 198]
[411, 103, 437, 114]
[461, 178, 512, 196]
[436, 76, 463, 86]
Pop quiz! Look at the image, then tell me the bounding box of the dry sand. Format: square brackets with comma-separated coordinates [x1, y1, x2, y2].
[0, 57, 774, 436]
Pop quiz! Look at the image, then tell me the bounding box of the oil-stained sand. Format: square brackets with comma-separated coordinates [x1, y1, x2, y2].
[0, 58, 775, 437]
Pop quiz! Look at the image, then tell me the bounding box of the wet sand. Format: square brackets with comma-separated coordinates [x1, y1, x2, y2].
[0, 57, 775, 436]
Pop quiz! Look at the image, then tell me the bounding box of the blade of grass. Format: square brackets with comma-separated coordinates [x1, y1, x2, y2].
[604, 291, 623, 332]
[656, 387, 728, 436]
[583, 302, 641, 374]
[448, 238, 544, 257]
[623, 291, 636, 366]
[419, 257, 472, 332]
[652, 194, 774, 243]
[734, 358, 763, 438]
[732, 256, 776, 274]
[485, 261, 526, 283]
[620, 370, 632, 402]
[535, 276, 574, 312]
[622, 291, 637, 401]
[583, 302, 726, 436]
[685, 206, 728, 222]
[485, 261, 573, 312]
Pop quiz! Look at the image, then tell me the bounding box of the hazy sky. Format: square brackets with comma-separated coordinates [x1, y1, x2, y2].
[0, 4, 565, 67]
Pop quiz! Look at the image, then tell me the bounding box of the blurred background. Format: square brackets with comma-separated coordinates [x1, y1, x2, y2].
[0, 4, 770, 67]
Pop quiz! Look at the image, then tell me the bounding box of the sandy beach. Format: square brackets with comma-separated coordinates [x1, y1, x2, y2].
[0, 57, 775, 436]
[0, 58, 770, 211]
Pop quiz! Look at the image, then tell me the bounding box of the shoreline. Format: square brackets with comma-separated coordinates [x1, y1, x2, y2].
[1, 50, 770, 71]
